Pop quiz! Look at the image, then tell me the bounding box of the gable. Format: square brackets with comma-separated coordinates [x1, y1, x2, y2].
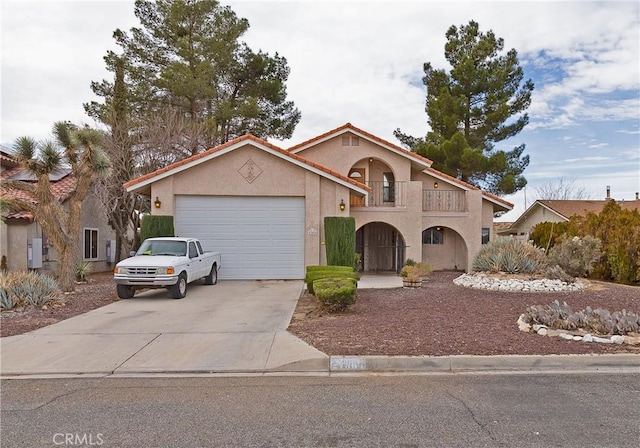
[125, 134, 369, 196]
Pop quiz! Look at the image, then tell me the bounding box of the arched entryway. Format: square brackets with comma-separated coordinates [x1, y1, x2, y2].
[356, 222, 406, 273]
[421, 226, 468, 271]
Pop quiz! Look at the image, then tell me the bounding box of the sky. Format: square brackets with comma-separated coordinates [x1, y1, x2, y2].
[1, 0, 639, 222]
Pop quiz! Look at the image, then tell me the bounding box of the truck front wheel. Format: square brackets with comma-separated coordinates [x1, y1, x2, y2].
[117, 285, 135, 299]
[171, 273, 188, 299]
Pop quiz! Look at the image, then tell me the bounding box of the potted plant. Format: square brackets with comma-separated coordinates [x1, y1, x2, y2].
[400, 265, 421, 288]
[415, 262, 432, 283]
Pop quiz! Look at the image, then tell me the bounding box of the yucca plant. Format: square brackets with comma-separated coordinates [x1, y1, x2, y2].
[76, 261, 93, 282]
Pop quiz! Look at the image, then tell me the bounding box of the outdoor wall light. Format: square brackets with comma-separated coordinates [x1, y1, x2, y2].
[154, 197, 161, 208]
[339, 199, 346, 211]
[434, 181, 439, 189]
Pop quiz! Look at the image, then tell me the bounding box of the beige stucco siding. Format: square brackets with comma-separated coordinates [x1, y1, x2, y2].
[149, 143, 355, 272]
[295, 134, 413, 182]
[152, 144, 307, 216]
[510, 204, 566, 238]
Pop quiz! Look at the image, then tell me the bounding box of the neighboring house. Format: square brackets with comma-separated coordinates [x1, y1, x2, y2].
[0, 149, 117, 274]
[123, 123, 513, 280]
[498, 189, 640, 240]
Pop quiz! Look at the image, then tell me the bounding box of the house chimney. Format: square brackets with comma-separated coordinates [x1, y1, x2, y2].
[636, 192, 639, 200]
[606, 185, 611, 200]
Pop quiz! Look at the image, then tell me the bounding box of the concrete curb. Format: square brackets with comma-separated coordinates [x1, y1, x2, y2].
[328, 354, 640, 373]
[2, 354, 638, 379]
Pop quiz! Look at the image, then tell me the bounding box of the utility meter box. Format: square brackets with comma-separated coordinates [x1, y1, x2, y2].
[27, 238, 43, 269]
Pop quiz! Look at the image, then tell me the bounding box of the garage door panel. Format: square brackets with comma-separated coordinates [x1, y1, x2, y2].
[175, 196, 304, 280]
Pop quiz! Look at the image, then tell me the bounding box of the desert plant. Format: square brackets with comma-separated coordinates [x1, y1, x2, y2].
[472, 237, 548, 274]
[313, 277, 357, 312]
[404, 258, 416, 266]
[324, 216, 356, 267]
[523, 300, 640, 335]
[544, 265, 575, 283]
[414, 262, 432, 278]
[0, 270, 61, 309]
[547, 235, 601, 278]
[76, 261, 93, 282]
[400, 265, 419, 281]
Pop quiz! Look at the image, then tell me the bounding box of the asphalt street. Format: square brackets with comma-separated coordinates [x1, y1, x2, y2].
[2, 372, 639, 447]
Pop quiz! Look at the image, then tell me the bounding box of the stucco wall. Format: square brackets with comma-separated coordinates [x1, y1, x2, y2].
[295, 133, 414, 183]
[149, 143, 354, 270]
[2, 191, 116, 274]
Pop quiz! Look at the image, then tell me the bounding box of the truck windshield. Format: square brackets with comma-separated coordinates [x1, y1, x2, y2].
[137, 240, 187, 256]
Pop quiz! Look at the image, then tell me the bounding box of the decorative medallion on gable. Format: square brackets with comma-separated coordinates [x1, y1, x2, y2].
[238, 159, 263, 184]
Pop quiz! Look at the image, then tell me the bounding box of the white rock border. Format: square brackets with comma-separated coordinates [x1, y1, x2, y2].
[517, 314, 640, 345]
[454, 273, 587, 292]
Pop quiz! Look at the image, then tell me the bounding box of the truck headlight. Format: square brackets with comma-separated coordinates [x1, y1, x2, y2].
[114, 267, 128, 275]
[157, 267, 175, 275]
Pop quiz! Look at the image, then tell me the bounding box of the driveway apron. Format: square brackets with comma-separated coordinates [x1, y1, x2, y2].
[1, 280, 328, 376]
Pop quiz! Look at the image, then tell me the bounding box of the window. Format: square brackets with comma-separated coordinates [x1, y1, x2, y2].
[351, 136, 359, 146]
[383, 172, 395, 202]
[422, 227, 443, 245]
[188, 242, 198, 258]
[83, 228, 98, 260]
[482, 228, 490, 244]
[342, 135, 350, 146]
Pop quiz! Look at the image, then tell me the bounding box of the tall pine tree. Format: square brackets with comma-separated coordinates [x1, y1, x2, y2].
[86, 0, 301, 154]
[395, 20, 533, 195]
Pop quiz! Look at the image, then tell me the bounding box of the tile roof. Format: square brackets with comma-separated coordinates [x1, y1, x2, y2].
[287, 122, 434, 166]
[539, 199, 640, 219]
[1, 167, 76, 220]
[124, 134, 371, 192]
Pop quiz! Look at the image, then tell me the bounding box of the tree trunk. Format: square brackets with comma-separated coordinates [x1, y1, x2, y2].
[57, 245, 78, 292]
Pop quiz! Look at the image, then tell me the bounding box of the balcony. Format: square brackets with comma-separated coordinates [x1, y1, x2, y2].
[350, 181, 407, 208]
[423, 189, 467, 212]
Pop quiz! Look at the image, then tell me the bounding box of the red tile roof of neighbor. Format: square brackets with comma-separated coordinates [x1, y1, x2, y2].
[124, 134, 371, 192]
[288, 122, 434, 166]
[539, 199, 640, 219]
[0, 161, 76, 221]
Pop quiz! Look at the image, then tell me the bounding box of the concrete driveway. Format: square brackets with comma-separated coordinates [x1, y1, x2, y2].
[1, 280, 328, 376]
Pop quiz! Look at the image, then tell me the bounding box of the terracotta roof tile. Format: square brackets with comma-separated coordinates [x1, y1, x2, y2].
[1, 168, 76, 220]
[288, 123, 433, 166]
[124, 134, 371, 192]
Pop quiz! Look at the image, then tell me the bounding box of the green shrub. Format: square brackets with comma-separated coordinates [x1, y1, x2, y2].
[306, 269, 357, 295]
[404, 258, 416, 266]
[472, 237, 548, 274]
[306, 265, 355, 273]
[324, 216, 356, 267]
[313, 277, 357, 312]
[140, 215, 174, 243]
[0, 270, 61, 309]
[547, 235, 601, 278]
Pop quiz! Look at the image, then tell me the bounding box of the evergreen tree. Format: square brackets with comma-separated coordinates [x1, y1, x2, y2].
[86, 0, 300, 154]
[395, 20, 533, 195]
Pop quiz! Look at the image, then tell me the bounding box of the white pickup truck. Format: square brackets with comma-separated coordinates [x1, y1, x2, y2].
[113, 237, 222, 300]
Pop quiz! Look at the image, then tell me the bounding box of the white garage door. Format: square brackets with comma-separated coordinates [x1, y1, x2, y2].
[175, 196, 305, 280]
